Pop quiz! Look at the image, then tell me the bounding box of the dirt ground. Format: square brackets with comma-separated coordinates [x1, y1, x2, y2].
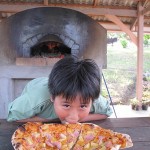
[107, 75, 150, 105]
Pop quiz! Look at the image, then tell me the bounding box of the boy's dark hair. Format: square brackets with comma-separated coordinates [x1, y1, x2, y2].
[48, 56, 101, 103]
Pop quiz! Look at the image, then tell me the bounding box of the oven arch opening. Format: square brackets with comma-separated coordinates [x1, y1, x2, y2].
[30, 34, 71, 58]
[30, 41, 71, 58]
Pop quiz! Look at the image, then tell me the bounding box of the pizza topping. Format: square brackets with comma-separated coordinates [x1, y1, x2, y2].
[84, 133, 95, 141]
[73, 130, 80, 137]
[60, 133, 67, 139]
[105, 141, 113, 148]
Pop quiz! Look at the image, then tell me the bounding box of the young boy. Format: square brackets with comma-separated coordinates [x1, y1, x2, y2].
[7, 57, 112, 123]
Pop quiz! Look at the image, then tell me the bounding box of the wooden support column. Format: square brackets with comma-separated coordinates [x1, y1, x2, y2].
[44, 0, 48, 6]
[136, 2, 144, 103]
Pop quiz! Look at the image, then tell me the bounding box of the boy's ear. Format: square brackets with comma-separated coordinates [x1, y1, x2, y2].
[50, 96, 54, 102]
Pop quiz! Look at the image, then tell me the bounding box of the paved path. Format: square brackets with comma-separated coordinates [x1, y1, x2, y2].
[110, 105, 150, 118]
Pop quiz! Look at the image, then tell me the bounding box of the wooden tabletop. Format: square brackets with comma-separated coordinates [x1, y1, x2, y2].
[0, 117, 150, 150]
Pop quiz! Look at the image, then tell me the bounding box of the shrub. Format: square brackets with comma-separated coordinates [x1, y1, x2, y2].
[121, 40, 128, 48]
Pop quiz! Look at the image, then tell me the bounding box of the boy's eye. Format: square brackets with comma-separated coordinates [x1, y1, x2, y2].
[80, 105, 87, 109]
[63, 104, 70, 108]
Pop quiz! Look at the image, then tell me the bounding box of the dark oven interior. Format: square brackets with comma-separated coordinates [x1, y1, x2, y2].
[30, 34, 71, 58]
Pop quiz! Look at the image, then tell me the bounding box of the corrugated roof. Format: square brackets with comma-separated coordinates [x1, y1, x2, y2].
[0, 0, 150, 32]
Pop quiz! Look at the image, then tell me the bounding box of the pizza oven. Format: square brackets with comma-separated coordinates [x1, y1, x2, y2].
[0, 7, 107, 118]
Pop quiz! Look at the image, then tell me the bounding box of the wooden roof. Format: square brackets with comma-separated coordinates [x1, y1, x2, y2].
[0, 0, 150, 33]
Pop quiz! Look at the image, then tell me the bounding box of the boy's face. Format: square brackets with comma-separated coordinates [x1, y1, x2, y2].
[52, 94, 92, 124]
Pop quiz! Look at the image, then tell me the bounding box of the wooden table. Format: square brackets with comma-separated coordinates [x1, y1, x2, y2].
[0, 117, 150, 150]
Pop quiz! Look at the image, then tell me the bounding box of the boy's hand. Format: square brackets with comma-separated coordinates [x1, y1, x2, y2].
[80, 114, 107, 122]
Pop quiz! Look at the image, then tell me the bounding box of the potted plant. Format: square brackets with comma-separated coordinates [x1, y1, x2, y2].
[142, 90, 150, 110]
[143, 90, 150, 98]
[130, 98, 140, 111]
[141, 100, 149, 110]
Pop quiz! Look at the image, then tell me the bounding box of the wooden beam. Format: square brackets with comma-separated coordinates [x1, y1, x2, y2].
[130, 18, 137, 31]
[100, 22, 150, 33]
[0, 3, 137, 17]
[130, 14, 150, 31]
[0, 12, 2, 18]
[130, 0, 149, 31]
[105, 14, 137, 45]
[93, 0, 98, 7]
[44, 0, 48, 6]
[136, 2, 144, 103]
[143, 0, 149, 7]
[142, 5, 150, 15]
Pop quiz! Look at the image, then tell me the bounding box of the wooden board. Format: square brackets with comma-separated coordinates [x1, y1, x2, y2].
[0, 118, 150, 150]
[16, 57, 61, 66]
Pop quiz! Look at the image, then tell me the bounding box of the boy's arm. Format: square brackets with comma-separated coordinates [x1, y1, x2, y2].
[80, 113, 108, 122]
[16, 116, 60, 123]
[16, 116, 49, 122]
[7, 77, 51, 122]
[90, 96, 113, 119]
[16, 114, 107, 123]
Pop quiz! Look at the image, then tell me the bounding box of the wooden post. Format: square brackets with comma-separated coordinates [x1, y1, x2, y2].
[136, 2, 144, 103]
[44, 0, 48, 6]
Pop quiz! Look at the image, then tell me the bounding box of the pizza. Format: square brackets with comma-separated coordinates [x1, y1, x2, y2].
[11, 122, 133, 150]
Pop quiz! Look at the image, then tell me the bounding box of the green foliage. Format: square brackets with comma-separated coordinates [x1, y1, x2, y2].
[130, 98, 139, 105]
[143, 90, 150, 99]
[107, 33, 118, 38]
[101, 90, 108, 98]
[104, 45, 150, 105]
[144, 39, 149, 46]
[142, 91, 150, 106]
[117, 33, 130, 40]
[144, 35, 150, 47]
[144, 34, 150, 40]
[144, 50, 150, 71]
[120, 40, 128, 48]
[143, 34, 150, 46]
[108, 32, 150, 48]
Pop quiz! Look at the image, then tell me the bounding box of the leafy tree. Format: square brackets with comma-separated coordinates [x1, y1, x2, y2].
[144, 34, 150, 47]
[144, 34, 150, 40]
[121, 40, 128, 48]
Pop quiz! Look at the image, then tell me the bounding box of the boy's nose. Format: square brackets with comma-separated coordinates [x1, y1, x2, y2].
[67, 110, 79, 123]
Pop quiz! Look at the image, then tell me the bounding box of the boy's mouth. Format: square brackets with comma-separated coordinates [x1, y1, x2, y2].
[61, 120, 68, 124]
[61, 120, 80, 124]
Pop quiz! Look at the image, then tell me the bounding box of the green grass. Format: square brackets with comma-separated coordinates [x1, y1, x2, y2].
[102, 44, 150, 104]
[107, 44, 150, 71]
[144, 49, 150, 71]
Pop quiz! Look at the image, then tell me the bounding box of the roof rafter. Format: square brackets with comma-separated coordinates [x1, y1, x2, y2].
[0, 3, 137, 17]
[93, 0, 98, 7]
[130, 0, 149, 31]
[130, 18, 138, 31]
[105, 14, 137, 45]
[143, 5, 150, 15]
